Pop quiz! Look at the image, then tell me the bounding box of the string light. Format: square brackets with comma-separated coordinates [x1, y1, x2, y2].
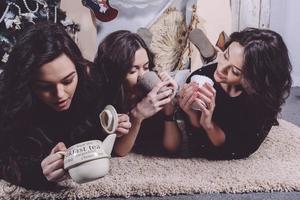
[54, 6, 57, 23]
[0, 0, 80, 66]
[0, 3, 11, 24]
[22, 0, 39, 13]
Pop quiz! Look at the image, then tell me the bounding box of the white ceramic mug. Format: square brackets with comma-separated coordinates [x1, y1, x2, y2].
[137, 71, 175, 98]
[190, 75, 214, 110]
[57, 134, 116, 184]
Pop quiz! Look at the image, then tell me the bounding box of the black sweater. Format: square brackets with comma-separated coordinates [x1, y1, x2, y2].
[185, 63, 277, 160]
[0, 88, 106, 190]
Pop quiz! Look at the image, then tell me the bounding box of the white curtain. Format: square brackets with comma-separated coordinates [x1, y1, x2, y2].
[110, 0, 165, 8]
[95, 0, 180, 44]
[270, 0, 300, 86]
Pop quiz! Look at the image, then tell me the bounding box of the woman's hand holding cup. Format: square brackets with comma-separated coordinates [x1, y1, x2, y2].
[189, 75, 216, 129]
[190, 75, 214, 111]
[50, 137, 117, 184]
[132, 81, 173, 121]
[178, 75, 216, 128]
[134, 71, 177, 120]
[177, 83, 201, 127]
[158, 71, 178, 100]
[41, 142, 68, 183]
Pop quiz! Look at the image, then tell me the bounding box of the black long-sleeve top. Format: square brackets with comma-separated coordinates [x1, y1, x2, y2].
[0, 88, 106, 190]
[185, 63, 277, 160]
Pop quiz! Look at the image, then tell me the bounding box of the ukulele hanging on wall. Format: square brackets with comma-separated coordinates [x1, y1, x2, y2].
[82, 0, 118, 22]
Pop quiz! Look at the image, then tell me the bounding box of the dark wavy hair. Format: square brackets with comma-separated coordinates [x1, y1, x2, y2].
[0, 22, 105, 189]
[93, 30, 155, 112]
[224, 28, 292, 119]
[0, 21, 92, 133]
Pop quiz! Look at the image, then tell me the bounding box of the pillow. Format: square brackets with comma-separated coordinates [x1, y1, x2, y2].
[149, 7, 187, 72]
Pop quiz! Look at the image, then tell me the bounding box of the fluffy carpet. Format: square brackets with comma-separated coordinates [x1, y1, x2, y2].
[1, 119, 300, 200]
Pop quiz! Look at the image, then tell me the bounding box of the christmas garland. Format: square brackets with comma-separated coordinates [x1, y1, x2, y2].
[0, 0, 80, 69]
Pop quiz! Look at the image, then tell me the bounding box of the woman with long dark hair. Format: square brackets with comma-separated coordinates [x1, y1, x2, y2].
[93, 30, 179, 156]
[0, 22, 129, 189]
[171, 28, 292, 159]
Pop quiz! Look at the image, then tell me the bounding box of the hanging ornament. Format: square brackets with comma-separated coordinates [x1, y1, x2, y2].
[0, 31, 15, 64]
[1, 53, 9, 63]
[4, 12, 21, 29]
[21, 12, 37, 23]
[0, 0, 80, 68]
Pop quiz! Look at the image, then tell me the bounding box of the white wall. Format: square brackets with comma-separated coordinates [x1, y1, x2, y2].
[61, 0, 97, 61]
[270, 0, 300, 86]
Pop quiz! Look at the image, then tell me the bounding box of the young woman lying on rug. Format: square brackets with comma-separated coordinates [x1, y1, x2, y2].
[167, 28, 292, 159]
[0, 22, 130, 189]
[93, 30, 179, 156]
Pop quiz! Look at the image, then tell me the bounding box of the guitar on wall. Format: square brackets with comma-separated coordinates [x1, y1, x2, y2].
[82, 0, 118, 22]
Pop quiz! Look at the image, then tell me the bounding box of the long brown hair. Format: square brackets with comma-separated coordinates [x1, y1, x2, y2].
[225, 28, 292, 119]
[93, 30, 155, 112]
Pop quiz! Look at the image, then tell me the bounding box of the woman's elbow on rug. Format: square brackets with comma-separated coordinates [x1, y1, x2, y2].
[113, 147, 130, 157]
[230, 145, 262, 160]
[163, 140, 180, 154]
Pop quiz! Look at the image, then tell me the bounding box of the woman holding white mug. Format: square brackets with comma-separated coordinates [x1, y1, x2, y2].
[170, 28, 292, 160]
[93, 30, 179, 156]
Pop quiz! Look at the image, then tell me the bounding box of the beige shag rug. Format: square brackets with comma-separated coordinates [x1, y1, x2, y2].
[1, 119, 300, 199]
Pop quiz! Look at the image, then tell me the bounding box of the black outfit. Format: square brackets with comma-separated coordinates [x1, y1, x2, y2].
[132, 112, 166, 156]
[183, 63, 277, 160]
[0, 85, 106, 190]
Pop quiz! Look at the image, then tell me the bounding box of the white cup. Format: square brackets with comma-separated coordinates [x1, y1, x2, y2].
[137, 71, 175, 99]
[190, 75, 214, 110]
